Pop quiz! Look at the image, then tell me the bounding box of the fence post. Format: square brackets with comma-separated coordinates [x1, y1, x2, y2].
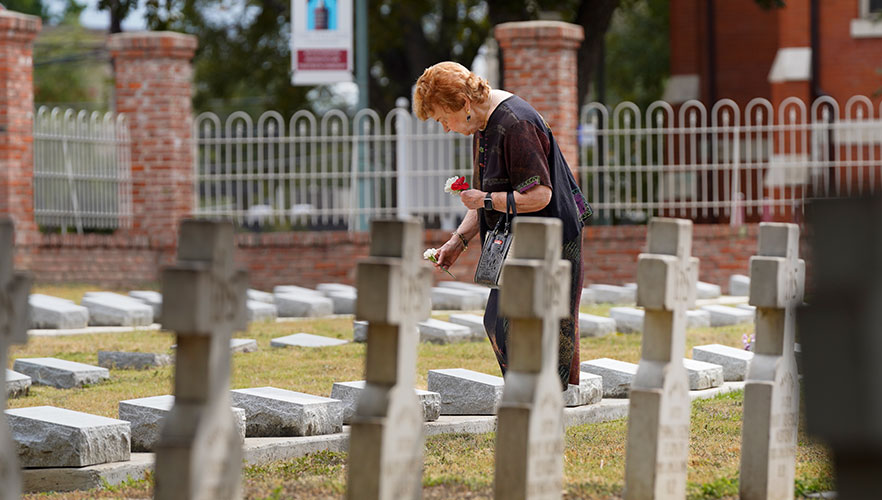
[108, 32, 198, 248]
[0, 10, 41, 244]
[495, 21, 584, 178]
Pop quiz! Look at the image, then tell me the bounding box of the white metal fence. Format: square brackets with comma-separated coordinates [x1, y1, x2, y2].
[193, 101, 473, 231]
[195, 95, 882, 230]
[579, 96, 882, 223]
[33, 107, 132, 232]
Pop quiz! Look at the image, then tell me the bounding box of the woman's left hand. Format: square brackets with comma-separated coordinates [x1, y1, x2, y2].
[459, 189, 485, 210]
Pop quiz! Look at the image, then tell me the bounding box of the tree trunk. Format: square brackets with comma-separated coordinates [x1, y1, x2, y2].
[575, 0, 620, 110]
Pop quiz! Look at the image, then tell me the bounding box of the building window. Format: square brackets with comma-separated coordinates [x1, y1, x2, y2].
[863, 0, 882, 17]
[852, 0, 882, 38]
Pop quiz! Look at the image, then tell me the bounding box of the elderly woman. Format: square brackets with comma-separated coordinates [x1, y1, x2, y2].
[413, 61, 591, 390]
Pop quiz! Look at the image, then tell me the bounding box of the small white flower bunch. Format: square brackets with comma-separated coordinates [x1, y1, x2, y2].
[423, 248, 456, 279]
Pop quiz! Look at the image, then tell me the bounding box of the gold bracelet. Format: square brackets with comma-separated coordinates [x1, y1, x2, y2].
[453, 231, 468, 250]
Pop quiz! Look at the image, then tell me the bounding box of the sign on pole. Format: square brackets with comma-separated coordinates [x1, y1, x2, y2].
[292, 0, 353, 85]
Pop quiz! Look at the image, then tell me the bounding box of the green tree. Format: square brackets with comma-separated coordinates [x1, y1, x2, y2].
[33, 1, 112, 110]
[2, 0, 48, 19]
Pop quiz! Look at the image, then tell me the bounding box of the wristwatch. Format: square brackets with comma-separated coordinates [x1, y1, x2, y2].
[483, 192, 494, 211]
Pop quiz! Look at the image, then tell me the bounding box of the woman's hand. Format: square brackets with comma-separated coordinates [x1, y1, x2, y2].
[434, 236, 465, 272]
[459, 189, 485, 210]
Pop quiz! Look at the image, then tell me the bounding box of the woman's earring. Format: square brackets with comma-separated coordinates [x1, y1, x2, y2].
[467, 113, 471, 122]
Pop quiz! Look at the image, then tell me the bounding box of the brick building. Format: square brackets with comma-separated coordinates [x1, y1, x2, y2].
[665, 0, 882, 108]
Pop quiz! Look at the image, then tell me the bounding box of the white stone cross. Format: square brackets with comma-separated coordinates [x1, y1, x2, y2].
[625, 218, 698, 500]
[346, 218, 431, 500]
[154, 220, 248, 500]
[740, 222, 804, 500]
[494, 217, 572, 500]
[0, 219, 31, 500]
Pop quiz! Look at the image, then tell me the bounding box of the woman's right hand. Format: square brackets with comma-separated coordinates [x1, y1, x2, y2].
[434, 236, 465, 272]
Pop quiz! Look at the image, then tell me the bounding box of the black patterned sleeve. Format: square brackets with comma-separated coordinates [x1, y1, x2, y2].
[502, 120, 553, 193]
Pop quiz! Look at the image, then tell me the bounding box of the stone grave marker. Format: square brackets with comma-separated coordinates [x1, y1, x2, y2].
[81, 291, 153, 326]
[427, 368, 505, 415]
[271, 333, 349, 348]
[494, 217, 572, 500]
[700, 304, 754, 326]
[98, 351, 172, 370]
[740, 222, 805, 499]
[0, 219, 31, 499]
[7, 406, 130, 467]
[624, 218, 698, 500]
[346, 218, 431, 500]
[797, 197, 882, 498]
[128, 290, 162, 320]
[331, 381, 441, 424]
[729, 274, 750, 296]
[580, 358, 638, 398]
[417, 318, 472, 344]
[5, 369, 30, 398]
[692, 344, 753, 381]
[153, 220, 248, 500]
[119, 395, 245, 452]
[28, 294, 89, 329]
[230, 387, 342, 436]
[578, 312, 616, 337]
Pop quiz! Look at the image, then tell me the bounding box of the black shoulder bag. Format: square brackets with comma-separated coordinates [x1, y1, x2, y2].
[474, 192, 516, 288]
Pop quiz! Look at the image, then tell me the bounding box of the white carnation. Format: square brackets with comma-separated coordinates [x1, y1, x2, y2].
[423, 248, 438, 260]
[443, 176, 459, 194]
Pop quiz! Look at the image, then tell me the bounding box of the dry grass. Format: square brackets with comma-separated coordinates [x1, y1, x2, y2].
[15, 284, 832, 499]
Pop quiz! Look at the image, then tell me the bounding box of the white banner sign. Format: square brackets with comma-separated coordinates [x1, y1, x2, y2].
[291, 0, 353, 85]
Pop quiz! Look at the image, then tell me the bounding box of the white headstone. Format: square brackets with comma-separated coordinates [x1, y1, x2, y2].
[246, 299, 277, 322]
[494, 217, 572, 500]
[700, 304, 754, 326]
[609, 307, 644, 333]
[5, 369, 30, 399]
[739, 223, 804, 500]
[270, 333, 349, 348]
[624, 218, 697, 499]
[692, 344, 753, 381]
[128, 290, 162, 320]
[427, 368, 505, 415]
[330, 381, 441, 424]
[345, 218, 432, 500]
[119, 395, 246, 452]
[417, 318, 472, 344]
[562, 371, 603, 407]
[7, 406, 130, 467]
[98, 351, 172, 370]
[447, 313, 486, 340]
[729, 274, 750, 296]
[230, 387, 342, 436]
[28, 293, 89, 329]
[154, 220, 248, 500]
[0, 219, 30, 499]
[580, 358, 638, 398]
[589, 284, 635, 304]
[430, 287, 484, 310]
[81, 292, 153, 326]
[274, 291, 334, 317]
[696, 281, 721, 299]
[578, 312, 616, 337]
[12, 357, 108, 389]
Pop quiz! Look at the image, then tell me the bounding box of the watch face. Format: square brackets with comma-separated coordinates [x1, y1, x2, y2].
[484, 194, 493, 210]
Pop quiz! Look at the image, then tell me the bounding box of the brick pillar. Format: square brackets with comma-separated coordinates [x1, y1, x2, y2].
[495, 21, 583, 176]
[0, 10, 41, 244]
[108, 32, 198, 248]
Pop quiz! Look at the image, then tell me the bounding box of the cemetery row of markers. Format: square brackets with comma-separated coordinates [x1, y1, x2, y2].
[0, 204, 863, 499]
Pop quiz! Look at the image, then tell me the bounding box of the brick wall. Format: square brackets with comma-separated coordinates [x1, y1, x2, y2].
[495, 21, 583, 174]
[19, 224, 780, 294]
[0, 11, 40, 244]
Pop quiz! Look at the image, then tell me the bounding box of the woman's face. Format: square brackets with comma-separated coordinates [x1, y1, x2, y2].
[429, 103, 475, 136]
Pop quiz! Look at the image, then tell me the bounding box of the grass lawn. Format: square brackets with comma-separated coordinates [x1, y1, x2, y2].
[14, 285, 833, 499]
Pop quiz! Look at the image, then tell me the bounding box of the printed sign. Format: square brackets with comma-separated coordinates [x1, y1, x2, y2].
[292, 0, 353, 85]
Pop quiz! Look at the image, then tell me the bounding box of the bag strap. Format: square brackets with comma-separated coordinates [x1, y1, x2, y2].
[504, 192, 516, 233]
